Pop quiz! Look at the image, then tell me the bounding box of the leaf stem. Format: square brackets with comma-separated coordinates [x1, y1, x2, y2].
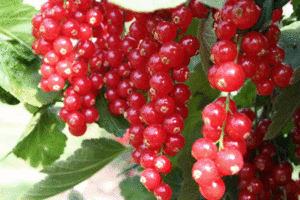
[218, 93, 231, 151]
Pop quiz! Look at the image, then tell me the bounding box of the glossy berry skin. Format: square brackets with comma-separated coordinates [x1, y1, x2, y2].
[225, 113, 252, 139]
[162, 113, 184, 135]
[253, 154, 272, 172]
[192, 138, 218, 160]
[170, 83, 191, 105]
[202, 124, 222, 142]
[179, 35, 200, 57]
[238, 162, 256, 180]
[127, 92, 146, 108]
[270, 63, 293, 88]
[124, 107, 143, 125]
[69, 124, 87, 137]
[81, 107, 99, 123]
[53, 36, 73, 56]
[256, 79, 274, 96]
[214, 62, 245, 92]
[47, 74, 65, 91]
[192, 158, 220, 186]
[39, 18, 61, 41]
[241, 32, 268, 57]
[237, 55, 258, 78]
[163, 134, 185, 156]
[154, 21, 177, 43]
[154, 183, 172, 200]
[188, 0, 208, 18]
[231, 1, 260, 30]
[149, 72, 173, 96]
[159, 42, 184, 67]
[215, 147, 244, 176]
[140, 103, 164, 125]
[154, 155, 172, 174]
[140, 168, 162, 190]
[73, 76, 92, 95]
[64, 94, 81, 112]
[202, 103, 226, 129]
[210, 40, 237, 64]
[154, 96, 176, 116]
[143, 124, 167, 148]
[247, 178, 263, 194]
[86, 9, 103, 27]
[171, 6, 193, 28]
[215, 20, 237, 40]
[272, 164, 292, 185]
[199, 178, 225, 200]
[140, 150, 157, 169]
[223, 137, 247, 155]
[238, 190, 257, 200]
[172, 66, 190, 82]
[67, 111, 86, 128]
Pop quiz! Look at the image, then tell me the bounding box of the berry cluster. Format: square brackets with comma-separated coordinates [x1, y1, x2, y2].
[237, 116, 299, 199]
[210, 0, 293, 96]
[292, 107, 300, 160]
[192, 97, 252, 199]
[31, 0, 208, 199]
[190, 0, 296, 199]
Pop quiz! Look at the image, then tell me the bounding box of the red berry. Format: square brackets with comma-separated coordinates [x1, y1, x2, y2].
[192, 138, 218, 160]
[140, 168, 162, 190]
[215, 147, 244, 176]
[202, 103, 226, 128]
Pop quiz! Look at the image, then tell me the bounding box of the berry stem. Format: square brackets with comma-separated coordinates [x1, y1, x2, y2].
[217, 92, 231, 151]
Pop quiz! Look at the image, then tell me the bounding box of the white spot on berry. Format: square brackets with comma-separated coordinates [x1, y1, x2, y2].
[193, 170, 202, 180]
[230, 165, 240, 175]
[140, 176, 146, 184]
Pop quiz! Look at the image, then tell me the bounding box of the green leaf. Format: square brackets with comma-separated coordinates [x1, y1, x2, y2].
[274, 133, 299, 165]
[120, 176, 156, 200]
[274, 0, 290, 9]
[95, 95, 130, 137]
[186, 57, 220, 98]
[277, 21, 300, 69]
[264, 81, 300, 140]
[22, 138, 126, 200]
[197, 12, 217, 74]
[163, 167, 184, 200]
[251, 0, 274, 32]
[110, 0, 185, 12]
[0, 0, 37, 47]
[13, 106, 67, 168]
[223, 176, 239, 200]
[0, 40, 59, 107]
[0, 86, 20, 105]
[292, 67, 300, 84]
[197, 0, 227, 9]
[233, 80, 257, 108]
[291, 0, 300, 20]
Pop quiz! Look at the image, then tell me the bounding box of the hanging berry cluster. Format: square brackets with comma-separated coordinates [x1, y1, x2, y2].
[190, 0, 296, 199]
[31, 0, 209, 199]
[237, 116, 299, 199]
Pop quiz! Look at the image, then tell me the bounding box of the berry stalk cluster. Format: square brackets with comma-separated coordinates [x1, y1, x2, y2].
[191, 0, 296, 199]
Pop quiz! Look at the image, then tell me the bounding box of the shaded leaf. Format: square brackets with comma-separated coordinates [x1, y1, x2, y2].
[291, 0, 300, 20]
[163, 167, 184, 200]
[110, 0, 185, 12]
[292, 66, 300, 84]
[233, 80, 257, 108]
[13, 106, 67, 168]
[0, 40, 59, 107]
[197, 12, 217, 74]
[277, 21, 300, 69]
[186, 57, 220, 98]
[224, 176, 239, 200]
[274, 133, 299, 165]
[22, 139, 126, 199]
[274, 0, 290, 9]
[197, 0, 227, 9]
[95, 95, 130, 137]
[0, 0, 37, 47]
[120, 176, 156, 200]
[264, 81, 300, 140]
[251, 0, 274, 32]
[0, 86, 20, 105]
